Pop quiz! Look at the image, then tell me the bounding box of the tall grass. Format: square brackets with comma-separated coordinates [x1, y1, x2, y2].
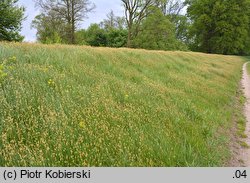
[0, 42, 247, 166]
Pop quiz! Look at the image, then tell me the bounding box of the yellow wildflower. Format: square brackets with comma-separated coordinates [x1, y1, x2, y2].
[48, 79, 55, 86]
[79, 121, 86, 128]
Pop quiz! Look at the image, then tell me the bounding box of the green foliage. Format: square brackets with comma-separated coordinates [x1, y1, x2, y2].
[133, 8, 186, 50]
[170, 14, 190, 44]
[34, 0, 95, 44]
[0, 0, 25, 42]
[106, 29, 127, 48]
[76, 24, 127, 48]
[32, 13, 67, 44]
[44, 32, 63, 44]
[75, 30, 88, 45]
[30, 0, 250, 55]
[187, 0, 250, 55]
[85, 24, 108, 46]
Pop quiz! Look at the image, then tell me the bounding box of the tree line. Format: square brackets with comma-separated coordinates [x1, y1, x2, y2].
[1, 0, 250, 55]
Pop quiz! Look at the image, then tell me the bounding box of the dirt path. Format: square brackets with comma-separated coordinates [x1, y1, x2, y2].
[241, 62, 250, 166]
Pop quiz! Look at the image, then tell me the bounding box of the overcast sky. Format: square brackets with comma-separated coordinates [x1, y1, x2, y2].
[18, 0, 124, 42]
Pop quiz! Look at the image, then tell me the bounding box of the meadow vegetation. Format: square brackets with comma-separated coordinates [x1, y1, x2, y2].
[0, 42, 248, 166]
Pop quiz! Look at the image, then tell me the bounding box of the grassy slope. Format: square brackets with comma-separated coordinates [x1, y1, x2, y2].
[0, 42, 247, 166]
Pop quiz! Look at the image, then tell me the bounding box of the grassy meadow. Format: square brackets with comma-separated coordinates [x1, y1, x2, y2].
[0, 42, 247, 166]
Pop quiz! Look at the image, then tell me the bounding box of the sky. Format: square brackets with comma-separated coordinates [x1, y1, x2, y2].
[18, 0, 124, 42]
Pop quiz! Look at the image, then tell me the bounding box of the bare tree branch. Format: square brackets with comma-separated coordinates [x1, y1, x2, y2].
[35, 0, 95, 44]
[121, 0, 154, 47]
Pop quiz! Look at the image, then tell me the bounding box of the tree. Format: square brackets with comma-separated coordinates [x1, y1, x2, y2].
[106, 29, 127, 47]
[75, 10, 127, 48]
[35, 0, 95, 44]
[0, 0, 25, 42]
[155, 0, 185, 16]
[98, 10, 127, 47]
[76, 25, 127, 48]
[187, 0, 250, 55]
[121, 0, 154, 47]
[75, 29, 87, 45]
[171, 14, 190, 44]
[32, 11, 67, 44]
[154, 0, 188, 46]
[133, 7, 183, 50]
[100, 10, 116, 30]
[85, 24, 107, 46]
[100, 10, 127, 31]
